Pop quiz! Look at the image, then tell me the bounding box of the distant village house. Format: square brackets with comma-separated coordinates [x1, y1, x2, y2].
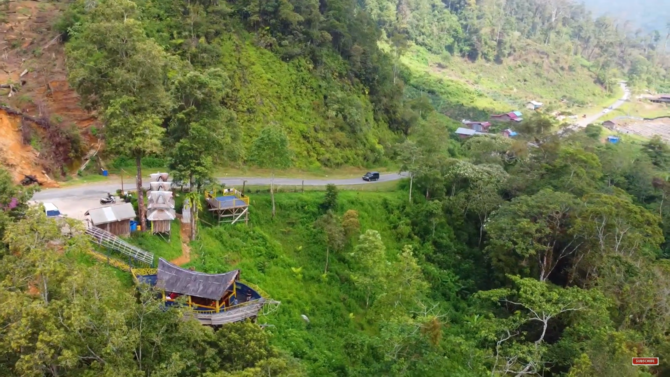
[526, 101, 543, 110]
[461, 120, 492, 133]
[602, 120, 618, 129]
[491, 111, 523, 123]
[455, 127, 485, 139]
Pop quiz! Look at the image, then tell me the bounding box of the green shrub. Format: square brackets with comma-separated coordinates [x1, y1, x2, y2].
[585, 124, 603, 139]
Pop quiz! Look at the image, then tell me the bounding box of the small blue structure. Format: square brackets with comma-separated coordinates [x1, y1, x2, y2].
[130, 220, 138, 232]
[607, 136, 620, 144]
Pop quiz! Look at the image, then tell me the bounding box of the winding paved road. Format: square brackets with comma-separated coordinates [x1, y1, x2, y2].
[32, 173, 407, 201]
[574, 82, 630, 128]
[32, 172, 407, 220]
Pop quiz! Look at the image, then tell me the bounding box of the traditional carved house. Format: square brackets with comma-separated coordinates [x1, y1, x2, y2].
[132, 259, 275, 326]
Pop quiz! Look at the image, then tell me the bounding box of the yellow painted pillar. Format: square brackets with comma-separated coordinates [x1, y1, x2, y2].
[216, 300, 220, 313]
[161, 291, 165, 302]
[188, 296, 192, 307]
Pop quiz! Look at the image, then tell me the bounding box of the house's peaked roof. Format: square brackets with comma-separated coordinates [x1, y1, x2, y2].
[149, 173, 170, 182]
[148, 191, 174, 207]
[149, 182, 172, 191]
[462, 120, 491, 127]
[147, 208, 176, 221]
[456, 127, 478, 136]
[156, 258, 240, 300]
[86, 203, 136, 225]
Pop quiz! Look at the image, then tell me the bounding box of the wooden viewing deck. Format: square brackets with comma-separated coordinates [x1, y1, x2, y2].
[193, 298, 267, 325]
[205, 188, 250, 225]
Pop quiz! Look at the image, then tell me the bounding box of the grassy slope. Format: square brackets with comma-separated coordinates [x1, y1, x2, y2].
[401, 41, 615, 120]
[217, 36, 393, 168]
[128, 189, 412, 375]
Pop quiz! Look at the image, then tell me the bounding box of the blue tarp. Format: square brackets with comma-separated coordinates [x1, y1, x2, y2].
[607, 136, 620, 144]
[137, 274, 158, 286]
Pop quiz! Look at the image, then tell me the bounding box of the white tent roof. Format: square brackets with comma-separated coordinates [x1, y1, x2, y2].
[87, 203, 136, 225]
[456, 127, 485, 136]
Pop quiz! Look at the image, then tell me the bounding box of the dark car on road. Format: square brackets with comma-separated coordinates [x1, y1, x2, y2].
[362, 172, 380, 181]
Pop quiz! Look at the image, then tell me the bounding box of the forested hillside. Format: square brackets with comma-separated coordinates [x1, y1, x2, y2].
[4, 119, 670, 376]
[55, 0, 670, 174]
[2, 0, 668, 178]
[365, 0, 670, 98]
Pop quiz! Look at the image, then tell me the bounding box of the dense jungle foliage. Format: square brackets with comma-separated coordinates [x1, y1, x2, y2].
[3, 118, 670, 376]
[56, 0, 670, 172]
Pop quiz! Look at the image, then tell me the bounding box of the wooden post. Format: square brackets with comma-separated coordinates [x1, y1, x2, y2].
[242, 180, 247, 196]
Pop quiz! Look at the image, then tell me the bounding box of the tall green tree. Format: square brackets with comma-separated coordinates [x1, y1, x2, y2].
[350, 230, 388, 308]
[314, 210, 345, 274]
[67, 0, 173, 231]
[167, 68, 240, 189]
[643, 135, 670, 169]
[476, 276, 607, 377]
[396, 139, 422, 203]
[248, 126, 292, 218]
[485, 189, 581, 282]
[104, 99, 166, 232]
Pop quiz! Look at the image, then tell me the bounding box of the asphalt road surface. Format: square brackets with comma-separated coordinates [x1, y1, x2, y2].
[575, 82, 630, 128]
[31, 173, 408, 219]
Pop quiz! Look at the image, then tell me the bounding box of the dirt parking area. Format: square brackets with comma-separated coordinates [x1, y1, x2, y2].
[33, 197, 122, 221]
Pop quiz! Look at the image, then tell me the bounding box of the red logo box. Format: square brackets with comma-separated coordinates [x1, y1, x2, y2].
[632, 357, 659, 366]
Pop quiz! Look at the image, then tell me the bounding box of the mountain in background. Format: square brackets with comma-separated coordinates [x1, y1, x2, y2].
[581, 0, 669, 32]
